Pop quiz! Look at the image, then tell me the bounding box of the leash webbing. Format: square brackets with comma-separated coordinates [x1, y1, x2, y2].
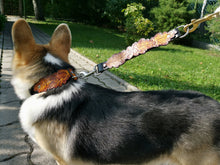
[79, 28, 181, 78]
[79, 7, 220, 78]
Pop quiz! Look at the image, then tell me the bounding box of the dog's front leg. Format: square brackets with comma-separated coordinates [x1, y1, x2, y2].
[56, 159, 68, 165]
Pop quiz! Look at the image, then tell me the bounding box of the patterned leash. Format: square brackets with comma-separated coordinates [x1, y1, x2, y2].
[79, 7, 220, 78]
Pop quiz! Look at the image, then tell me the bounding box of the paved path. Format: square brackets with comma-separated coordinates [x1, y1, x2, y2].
[0, 16, 138, 165]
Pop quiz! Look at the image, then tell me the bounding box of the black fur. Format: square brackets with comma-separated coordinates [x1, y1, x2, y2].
[213, 119, 220, 147]
[12, 20, 220, 165]
[29, 56, 220, 164]
[29, 56, 76, 95]
[39, 79, 220, 164]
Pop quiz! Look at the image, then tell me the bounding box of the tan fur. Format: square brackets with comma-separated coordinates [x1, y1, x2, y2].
[12, 19, 35, 53]
[12, 20, 46, 67]
[12, 19, 220, 165]
[48, 24, 72, 63]
[11, 19, 72, 96]
[166, 118, 220, 165]
[11, 20, 72, 165]
[34, 121, 68, 165]
[169, 145, 220, 165]
[12, 19, 71, 69]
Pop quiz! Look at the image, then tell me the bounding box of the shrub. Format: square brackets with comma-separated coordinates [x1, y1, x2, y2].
[208, 17, 220, 46]
[150, 0, 195, 32]
[205, 4, 220, 46]
[0, 14, 7, 31]
[104, 0, 158, 28]
[44, 0, 107, 25]
[104, 0, 131, 27]
[122, 3, 154, 45]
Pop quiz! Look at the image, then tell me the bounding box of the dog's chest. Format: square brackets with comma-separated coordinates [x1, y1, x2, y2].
[11, 77, 33, 100]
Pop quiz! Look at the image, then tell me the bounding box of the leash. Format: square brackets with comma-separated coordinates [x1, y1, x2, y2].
[79, 7, 220, 78]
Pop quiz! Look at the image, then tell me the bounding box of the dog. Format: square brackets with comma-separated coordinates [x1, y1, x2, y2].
[11, 19, 220, 165]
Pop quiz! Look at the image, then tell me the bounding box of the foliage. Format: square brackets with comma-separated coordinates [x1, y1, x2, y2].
[32, 0, 45, 20]
[2, 0, 34, 16]
[44, 0, 107, 24]
[205, 3, 220, 46]
[208, 17, 220, 46]
[0, 14, 7, 31]
[150, 0, 195, 32]
[29, 18, 220, 101]
[29, 19, 220, 101]
[3, 0, 19, 15]
[122, 3, 154, 45]
[104, 0, 158, 28]
[25, 0, 35, 16]
[104, 0, 129, 27]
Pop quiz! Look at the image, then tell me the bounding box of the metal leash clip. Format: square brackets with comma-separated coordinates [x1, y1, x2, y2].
[183, 11, 220, 34]
[78, 69, 96, 78]
[94, 62, 108, 76]
[78, 62, 108, 78]
[78, 7, 220, 78]
[175, 25, 190, 38]
[174, 9, 220, 39]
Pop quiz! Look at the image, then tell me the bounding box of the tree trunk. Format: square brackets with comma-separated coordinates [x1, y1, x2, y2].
[199, 0, 207, 33]
[32, 0, 45, 20]
[0, 0, 4, 15]
[201, 0, 207, 18]
[19, 0, 22, 17]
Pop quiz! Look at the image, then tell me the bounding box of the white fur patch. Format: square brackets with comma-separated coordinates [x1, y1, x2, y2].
[44, 53, 63, 66]
[65, 123, 78, 161]
[11, 77, 32, 100]
[19, 82, 83, 142]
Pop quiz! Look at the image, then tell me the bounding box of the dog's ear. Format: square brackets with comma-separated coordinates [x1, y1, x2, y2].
[12, 19, 36, 54]
[49, 23, 71, 63]
[12, 19, 46, 66]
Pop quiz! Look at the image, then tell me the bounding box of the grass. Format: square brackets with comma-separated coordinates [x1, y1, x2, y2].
[27, 18, 220, 101]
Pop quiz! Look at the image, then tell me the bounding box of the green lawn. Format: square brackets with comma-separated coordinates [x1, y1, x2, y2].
[28, 18, 220, 101]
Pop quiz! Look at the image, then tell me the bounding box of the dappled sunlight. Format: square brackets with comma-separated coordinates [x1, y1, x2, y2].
[27, 19, 220, 101]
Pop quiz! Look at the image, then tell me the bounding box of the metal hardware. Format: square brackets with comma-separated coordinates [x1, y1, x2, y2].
[78, 8, 220, 78]
[176, 25, 190, 38]
[79, 70, 95, 78]
[183, 11, 220, 33]
[78, 63, 108, 78]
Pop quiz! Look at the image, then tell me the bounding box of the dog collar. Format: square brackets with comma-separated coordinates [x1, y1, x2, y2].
[31, 68, 78, 94]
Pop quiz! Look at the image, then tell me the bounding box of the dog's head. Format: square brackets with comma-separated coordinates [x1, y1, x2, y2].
[11, 19, 73, 99]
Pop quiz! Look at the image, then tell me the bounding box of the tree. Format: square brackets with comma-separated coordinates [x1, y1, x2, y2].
[0, 0, 4, 14]
[32, 0, 45, 20]
[122, 3, 154, 45]
[201, 0, 207, 18]
[206, 6, 220, 46]
[19, 0, 22, 17]
[151, 0, 195, 32]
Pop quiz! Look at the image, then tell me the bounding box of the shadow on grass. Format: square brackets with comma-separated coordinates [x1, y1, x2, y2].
[28, 20, 220, 102]
[113, 71, 220, 101]
[30, 21, 126, 50]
